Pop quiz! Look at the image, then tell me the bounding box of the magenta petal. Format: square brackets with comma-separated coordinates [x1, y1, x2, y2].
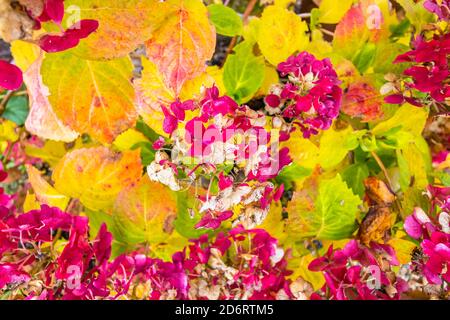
[404, 215, 423, 239]
[39, 34, 80, 53]
[45, 0, 65, 24]
[66, 19, 99, 39]
[0, 60, 23, 90]
[384, 94, 405, 104]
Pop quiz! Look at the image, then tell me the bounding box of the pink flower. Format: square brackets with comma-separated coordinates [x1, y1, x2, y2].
[0, 60, 23, 90]
[266, 52, 342, 138]
[424, 0, 450, 21]
[0, 264, 30, 290]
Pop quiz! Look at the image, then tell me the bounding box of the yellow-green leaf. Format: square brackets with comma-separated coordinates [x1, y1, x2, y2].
[41, 51, 137, 144]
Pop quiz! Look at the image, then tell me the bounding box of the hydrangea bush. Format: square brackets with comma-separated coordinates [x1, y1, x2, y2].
[0, 0, 448, 300]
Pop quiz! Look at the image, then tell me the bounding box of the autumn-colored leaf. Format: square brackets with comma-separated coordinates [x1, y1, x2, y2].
[145, 0, 216, 95]
[63, 0, 169, 60]
[257, 5, 309, 66]
[24, 56, 79, 142]
[364, 177, 396, 206]
[41, 51, 137, 144]
[113, 175, 178, 245]
[26, 164, 69, 210]
[342, 79, 384, 122]
[52, 147, 142, 211]
[358, 206, 394, 245]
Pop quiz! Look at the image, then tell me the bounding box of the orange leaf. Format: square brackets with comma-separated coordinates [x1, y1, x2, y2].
[52, 147, 142, 211]
[64, 0, 169, 60]
[342, 79, 384, 122]
[145, 0, 216, 95]
[41, 51, 137, 144]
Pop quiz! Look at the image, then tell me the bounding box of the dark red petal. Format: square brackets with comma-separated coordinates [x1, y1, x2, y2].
[384, 94, 405, 104]
[39, 34, 80, 53]
[45, 0, 65, 24]
[66, 19, 99, 39]
[0, 60, 23, 90]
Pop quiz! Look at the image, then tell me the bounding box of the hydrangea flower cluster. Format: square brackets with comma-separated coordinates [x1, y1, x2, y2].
[404, 186, 450, 286]
[149, 85, 291, 230]
[308, 240, 408, 300]
[0, 198, 302, 299]
[264, 52, 342, 138]
[385, 33, 450, 108]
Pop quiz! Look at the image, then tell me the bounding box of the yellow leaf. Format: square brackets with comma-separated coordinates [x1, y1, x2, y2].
[52, 147, 143, 211]
[206, 66, 226, 94]
[242, 17, 261, 43]
[283, 132, 320, 169]
[256, 65, 279, 96]
[257, 5, 309, 66]
[24, 56, 79, 142]
[388, 236, 417, 264]
[23, 192, 40, 213]
[306, 30, 333, 59]
[288, 254, 325, 291]
[25, 140, 68, 168]
[0, 120, 19, 143]
[145, 0, 216, 94]
[113, 129, 148, 151]
[10, 40, 40, 72]
[26, 165, 70, 210]
[64, 0, 169, 60]
[41, 51, 137, 144]
[318, 0, 354, 24]
[134, 57, 175, 137]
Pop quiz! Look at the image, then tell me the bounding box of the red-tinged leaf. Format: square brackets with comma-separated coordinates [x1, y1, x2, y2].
[24, 55, 79, 142]
[145, 0, 216, 94]
[342, 79, 384, 122]
[0, 60, 23, 90]
[333, 1, 394, 60]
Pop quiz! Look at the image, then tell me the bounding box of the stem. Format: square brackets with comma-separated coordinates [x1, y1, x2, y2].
[320, 28, 335, 37]
[0, 90, 14, 114]
[222, 0, 257, 65]
[370, 151, 393, 188]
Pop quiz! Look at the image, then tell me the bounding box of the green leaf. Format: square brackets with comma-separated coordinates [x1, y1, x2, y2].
[131, 141, 156, 166]
[2, 96, 29, 125]
[315, 174, 361, 239]
[318, 126, 361, 169]
[223, 41, 265, 103]
[342, 163, 370, 198]
[136, 118, 161, 142]
[174, 191, 210, 239]
[207, 4, 243, 37]
[276, 164, 313, 189]
[353, 43, 377, 74]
